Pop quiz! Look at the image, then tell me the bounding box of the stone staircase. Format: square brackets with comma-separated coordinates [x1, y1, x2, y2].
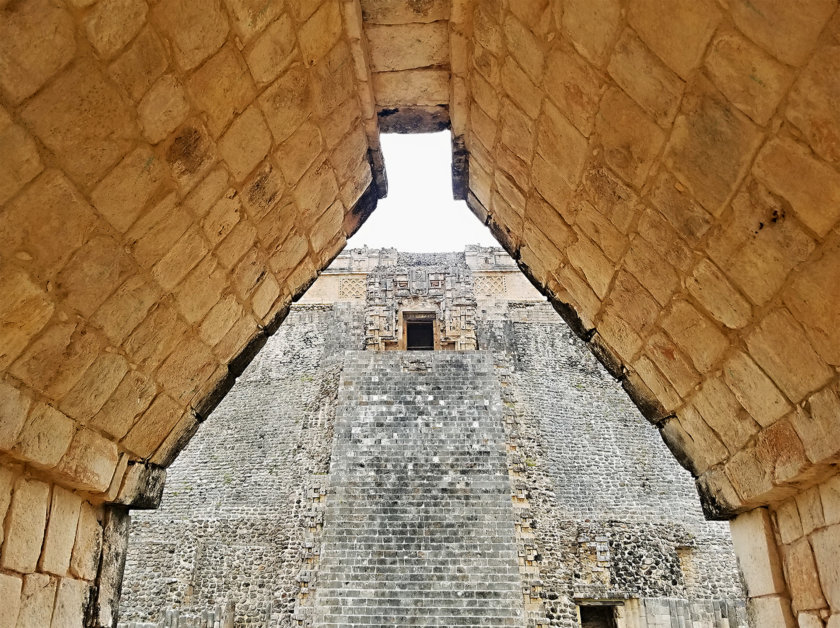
[314, 351, 524, 627]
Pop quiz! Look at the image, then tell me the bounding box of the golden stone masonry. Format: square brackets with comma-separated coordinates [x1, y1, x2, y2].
[1, 0, 839, 626]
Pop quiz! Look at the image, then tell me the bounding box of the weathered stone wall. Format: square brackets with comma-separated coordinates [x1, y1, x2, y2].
[120, 303, 365, 626]
[120, 253, 746, 628]
[477, 302, 745, 626]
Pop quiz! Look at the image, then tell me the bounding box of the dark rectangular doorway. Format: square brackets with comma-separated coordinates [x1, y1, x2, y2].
[579, 605, 617, 628]
[406, 320, 434, 350]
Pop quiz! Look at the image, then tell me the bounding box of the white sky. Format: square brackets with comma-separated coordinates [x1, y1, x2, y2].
[348, 132, 498, 252]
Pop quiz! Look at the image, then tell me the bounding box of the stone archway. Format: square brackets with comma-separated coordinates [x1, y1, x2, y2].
[0, 1, 838, 626]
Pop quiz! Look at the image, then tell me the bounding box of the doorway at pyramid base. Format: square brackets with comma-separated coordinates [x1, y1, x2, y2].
[118, 247, 747, 628]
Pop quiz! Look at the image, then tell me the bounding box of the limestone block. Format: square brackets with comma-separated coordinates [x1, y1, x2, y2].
[317, 73, 360, 141]
[218, 106, 272, 181]
[723, 351, 790, 428]
[500, 58, 541, 119]
[200, 295, 242, 347]
[632, 355, 682, 413]
[507, 0, 547, 28]
[0, 381, 31, 453]
[499, 98, 535, 166]
[157, 335, 218, 403]
[746, 309, 833, 403]
[124, 303, 187, 371]
[16, 573, 56, 627]
[1, 478, 50, 573]
[645, 332, 699, 397]
[704, 29, 794, 125]
[471, 72, 500, 120]
[245, 14, 296, 84]
[706, 179, 816, 306]
[269, 232, 308, 281]
[786, 46, 840, 167]
[561, 0, 620, 67]
[40, 487, 82, 576]
[298, 0, 342, 66]
[259, 64, 311, 143]
[91, 275, 161, 346]
[0, 267, 54, 372]
[0, 0, 75, 103]
[85, 0, 148, 59]
[185, 167, 230, 218]
[627, 0, 721, 79]
[0, 573, 22, 628]
[70, 503, 102, 581]
[536, 101, 588, 188]
[126, 193, 192, 269]
[784, 237, 840, 367]
[694, 376, 760, 453]
[217, 219, 259, 269]
[0, 120, 43, 206]
[222, 0, 283, 43]
[55, 235, 136, 318]
[154, 0, 229, 71]
[51, 578, 88, 627]
[360, 0, 449, 24]
[684, 259, 750, 331]
[503, 15, 544, 82]
[11, 321, 102, 399]
[366, 22, 449, 72]
[187, 46, 256, 137]
[122, 394, 183, 458]
[598, 270, 658, 360]
[469, 101, 497, 152]
[473, 6, 504, 57]
[798, 612, 825, 628]
[293, 160, 340, 226]
[821, 475, 840, 526]
[57, 429, 119, 493]
[566, 232, 613, 299]
[607, 28, 684, 128]
[661, 300, 729, 374]
[747, 595, 797, 628]
[731, 508, 789, 597]
[544, 45, 605, 137]
[0, 170, 97, 283]
[647, 170, 713, 244]
[730, 0, 836, 67]
[91, 146, 168, 233]
[661, 406, 728, 475]
[202, 190, 242, 246]
[241, 162, 286, 221]
[173, 255, 227, 324]
[329, 126, 368, 186]
[151, 227, 209, 291]
[252, 272, 282, 320]
[754, 137, 840, 238]
[233, 248, 272, 300]
[664, 79, 763, 214]
[107, 26, 168, 101]
[12, 403, 74, 469]
[776, 498, 805, 545]
[20, 60, 136, 186]
[552, 264, 601, 331]
[596, 87, 665, 188]
[791, 385, 840, 466]
[525, 191, 574, 252]
[800, 488, 828, 537]
[754, 419, 808, 487]
[582, 166, 642, 234]
[373, 68, 449, 106]
[811, 524, 840, 610]
[0, 466, 14, 544]
[60, 353, 128, 425]
[138, 75, 190, 144]
[622, 237, 679, 305]
[212, 314, 260, 363]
